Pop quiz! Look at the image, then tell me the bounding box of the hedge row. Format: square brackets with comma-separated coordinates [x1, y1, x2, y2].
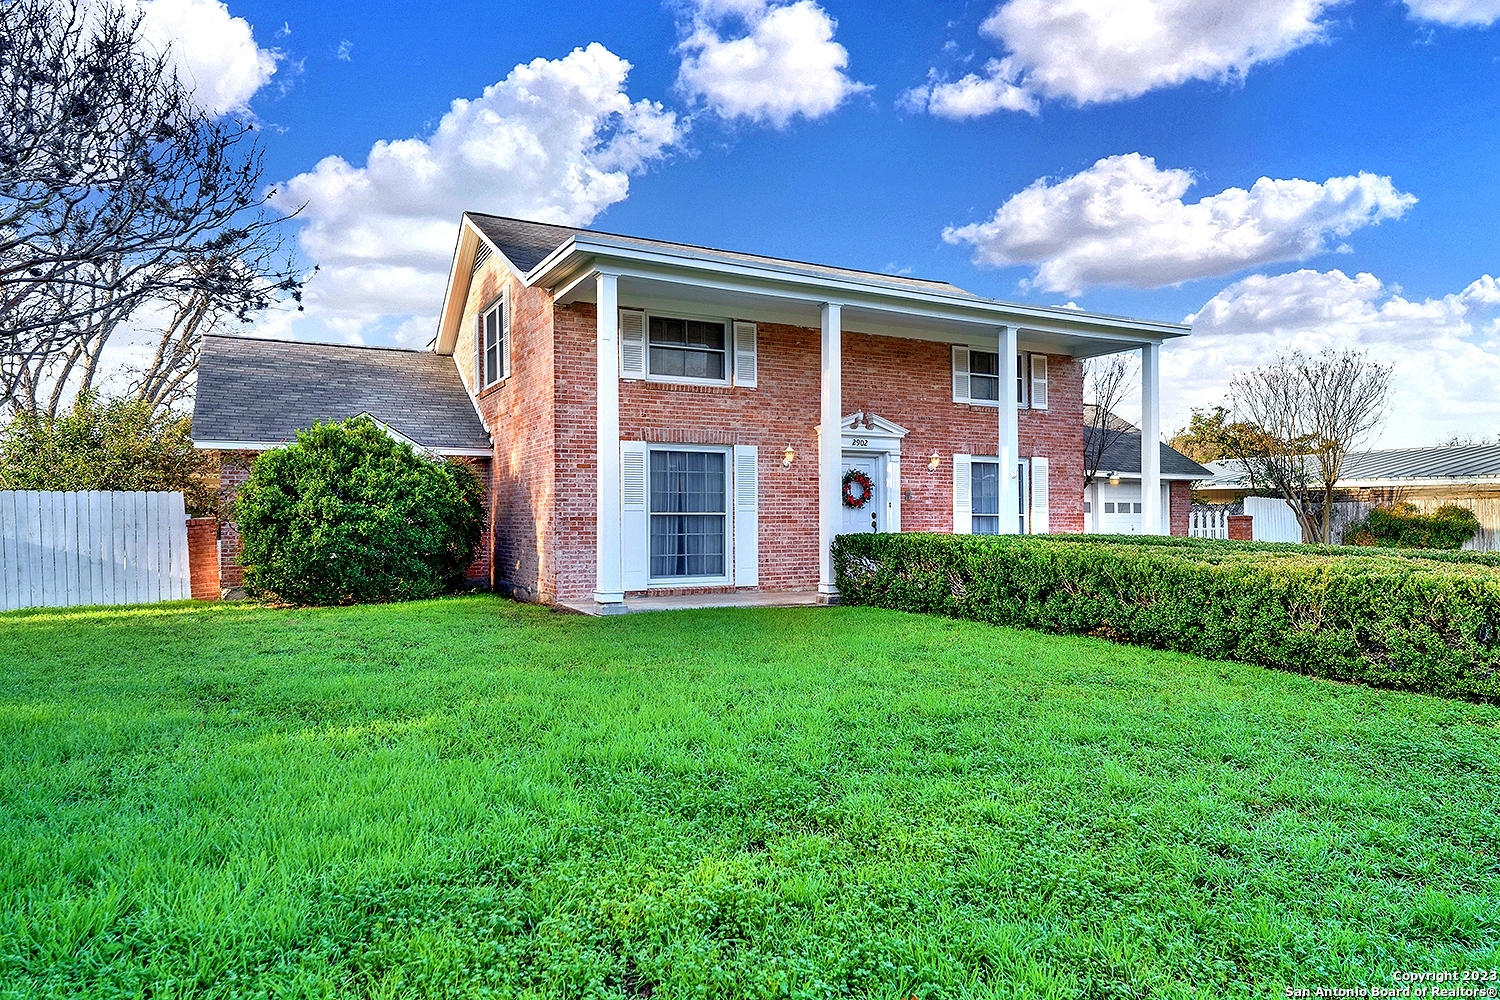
[832, 533, 1500, 702]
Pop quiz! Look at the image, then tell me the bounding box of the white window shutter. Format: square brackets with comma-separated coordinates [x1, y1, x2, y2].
[621, 442, 649, 591]
[733, 445, 759, 586]
[1030, 456, 1049, 534]
[475, 313, 484, 388]
[733, 321, 757, 388]
[952, 346, 970, 403]
[952, 454, 972, 534]
[886, 456, 901, 532]
[619, 309, 647, 379]
[1030, 354, 1048, 410]
[501, 295, 512, 380]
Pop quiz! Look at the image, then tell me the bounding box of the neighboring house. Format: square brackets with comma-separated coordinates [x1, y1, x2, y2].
[194, 213, 1196, 610]
[1083, 426, 1212, 534]
[192, 335, 493, 589]
[1194, 444, 1500, 550]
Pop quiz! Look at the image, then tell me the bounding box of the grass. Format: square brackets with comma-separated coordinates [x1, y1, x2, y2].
[1, 596, 1498, 999]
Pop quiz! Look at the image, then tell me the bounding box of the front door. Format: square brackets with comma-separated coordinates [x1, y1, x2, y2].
[841, 454, 882, 534]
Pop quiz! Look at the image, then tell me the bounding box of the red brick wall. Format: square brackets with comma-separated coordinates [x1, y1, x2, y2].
[214, 451, 256, 589]
[1170, 480, 1191, 537]
[455, 258, 556, 601]
[186, 517, 220, 600]
[547, 310, 1091, 601]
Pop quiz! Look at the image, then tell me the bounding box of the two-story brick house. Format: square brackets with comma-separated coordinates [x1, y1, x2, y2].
[195, 213, 1201, 610]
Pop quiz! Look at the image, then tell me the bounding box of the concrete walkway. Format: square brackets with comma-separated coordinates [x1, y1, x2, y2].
[557, 590, 826, 616]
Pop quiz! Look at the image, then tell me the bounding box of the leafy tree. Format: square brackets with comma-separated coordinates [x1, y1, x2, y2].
[0, 391, 219, 515]
[233, 417, 486, 606]
[0, 0, 303, 416]
[1167, 406, 1279, 468]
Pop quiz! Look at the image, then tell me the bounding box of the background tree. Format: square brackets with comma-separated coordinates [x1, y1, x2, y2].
[1082, 352, 1138, 487]
[1167, 405, 1280, 490]
[1229, 350, 1392, 544]
[0, 390, 220, 516]
[0, 0, 303, 416]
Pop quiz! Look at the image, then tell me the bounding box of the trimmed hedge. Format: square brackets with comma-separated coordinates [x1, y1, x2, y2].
[832, 532, 1500, 702]
[1345, 503, 1481, 550]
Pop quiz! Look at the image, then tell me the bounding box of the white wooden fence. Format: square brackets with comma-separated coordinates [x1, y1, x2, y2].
[0, 491, 191, 611]
[1244, 496, 1305, 543]
[1189, 506, 1230, 540]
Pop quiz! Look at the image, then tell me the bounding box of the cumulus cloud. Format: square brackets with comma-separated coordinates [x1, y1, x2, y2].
[1170, 269, 1500, 447]
[1403, 0, 1500, 25]
[676, 0, 869, 126]
[271, 43, 680, 341]
[942, 154, 1416, 295]
[133, 0, 279, 115]
[904, 0, 1339, 117]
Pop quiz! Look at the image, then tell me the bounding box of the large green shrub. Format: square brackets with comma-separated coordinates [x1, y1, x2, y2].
[233, 417, 485, 605]
[1345, 502, 1481, 550]
[833, 533, 1500, 702]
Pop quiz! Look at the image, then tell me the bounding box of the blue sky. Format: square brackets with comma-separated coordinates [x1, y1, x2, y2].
[139, 0, 1500, 445]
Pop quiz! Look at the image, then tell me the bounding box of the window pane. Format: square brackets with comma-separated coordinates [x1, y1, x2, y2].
[1104, 502, 1115, 513]
[971, 461, 999, 517]
[648, 316, 726, 380]
[685, 320, 725, 350]
[970, 374, 999, 401]
[969, 351, 999, 376]
[972, 516, 1000, 535]
[649, 316, 687, 345]
[483, 308, 500, 384]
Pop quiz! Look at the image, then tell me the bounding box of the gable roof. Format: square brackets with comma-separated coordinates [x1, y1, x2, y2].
[1085, 426, 1214, 480]
[192, 335, 491, 454]
[465, 212, 980, 300]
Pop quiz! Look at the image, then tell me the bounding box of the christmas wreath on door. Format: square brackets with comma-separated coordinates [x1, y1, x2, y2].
[842, 469, 875, 509]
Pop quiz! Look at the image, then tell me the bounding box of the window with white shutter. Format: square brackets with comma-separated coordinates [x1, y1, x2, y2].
[479, 297, 506, 389]
[952, 454, 972, 533]
[1029, 456, 1049, 533]
[619, 309, 647, 379]
[952, 346, 970, 402]
[732, 322, 757, 388]
[1030, 354, 1048, 410]
[733, 445, 758, 586]
[621, 442, 649, 591]
[970, 460, 1001, 534]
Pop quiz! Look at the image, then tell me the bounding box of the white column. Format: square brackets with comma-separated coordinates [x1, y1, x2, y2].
[1140, 341, 1163, 535]
[594, 271, 624, 605]
[999, 325, 1020, 534]
[818, 301, 842, 598]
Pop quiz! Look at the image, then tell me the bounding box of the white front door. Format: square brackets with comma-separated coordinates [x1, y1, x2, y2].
[841, 454, 883, 534]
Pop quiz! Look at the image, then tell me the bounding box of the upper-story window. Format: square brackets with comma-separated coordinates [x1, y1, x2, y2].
[478, 297, 508, 389]
[952, 347, 1048, 410]
[648, 316, 727, 381]
[969, 350, 1001, 401]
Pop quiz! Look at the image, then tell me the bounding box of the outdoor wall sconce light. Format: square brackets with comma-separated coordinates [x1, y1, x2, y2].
[1108, 472, 1121, 487]
[782, 443, 796, 467]
[928, 452, 942, 471]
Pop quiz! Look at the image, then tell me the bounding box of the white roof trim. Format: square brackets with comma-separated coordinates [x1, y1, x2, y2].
[193, 437, 492, 459]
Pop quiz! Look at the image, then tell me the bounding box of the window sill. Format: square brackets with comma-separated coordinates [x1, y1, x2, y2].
[649, 575, 731, 589]
[477, 377, 509, 398]
[637, 379, 734, 395]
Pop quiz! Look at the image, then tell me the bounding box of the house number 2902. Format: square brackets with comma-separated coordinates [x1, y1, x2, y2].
[850, 438, 869, 447]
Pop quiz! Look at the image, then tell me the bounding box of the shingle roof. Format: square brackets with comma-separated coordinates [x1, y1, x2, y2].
[1085, 426, 1214, 479]
[192, 335, 490, 452]
[465, 212, 982, 299]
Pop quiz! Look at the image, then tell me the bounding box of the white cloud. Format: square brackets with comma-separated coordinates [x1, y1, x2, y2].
[1403, 0, 1500, 25]
[943, 154, 1416, 295]
[1171, 269, 1500, 447]
[904, 0, 1340, 117]
[271, 43, 680, 339]
[133, 0, 279, 115]
[335, 39, 353, 62]
[676, 0, 869, 126]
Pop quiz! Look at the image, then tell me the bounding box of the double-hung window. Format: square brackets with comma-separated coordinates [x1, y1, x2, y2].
[649, 316, 727, 381]
[649, 450, 728, 579]
[968, 350, 1001, 402]
[968, 459, 1030, 534]
[479, 298, 507, 388]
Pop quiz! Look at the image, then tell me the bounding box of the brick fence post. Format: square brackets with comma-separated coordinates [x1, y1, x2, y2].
[1227, 514, 1254, 542]
[186, 517, 221, 600]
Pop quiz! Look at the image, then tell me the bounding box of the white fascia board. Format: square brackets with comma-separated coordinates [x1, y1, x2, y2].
[1099, 472, 1205, 482]
[435, 216, 527, 356]
[527, 239, 1189, 343]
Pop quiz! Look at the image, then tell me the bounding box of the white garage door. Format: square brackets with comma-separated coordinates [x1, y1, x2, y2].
[1087, 481, 1171, 535]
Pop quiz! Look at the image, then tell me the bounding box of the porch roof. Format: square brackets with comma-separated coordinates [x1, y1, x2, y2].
[437, 214, 1190, 359]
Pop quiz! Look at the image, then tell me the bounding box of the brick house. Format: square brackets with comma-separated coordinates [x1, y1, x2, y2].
[195, 213, 1199, 610]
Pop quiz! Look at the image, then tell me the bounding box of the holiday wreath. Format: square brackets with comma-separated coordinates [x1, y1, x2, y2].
[842, 468, 875, 509]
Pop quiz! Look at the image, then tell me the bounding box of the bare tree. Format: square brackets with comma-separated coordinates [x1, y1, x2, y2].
[1082, 352, 1139, 486]
[1230, 350, 1392, 544]
[0, 0, 302, 415]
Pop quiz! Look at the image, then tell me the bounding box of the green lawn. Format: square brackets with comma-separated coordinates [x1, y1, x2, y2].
[2, 597, 1498, 999]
